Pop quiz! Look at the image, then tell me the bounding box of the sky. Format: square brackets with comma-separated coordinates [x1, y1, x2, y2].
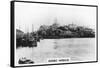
[15, 2, 96, 33]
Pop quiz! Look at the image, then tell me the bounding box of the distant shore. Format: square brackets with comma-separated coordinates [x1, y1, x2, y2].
[16, 23, 95, 48]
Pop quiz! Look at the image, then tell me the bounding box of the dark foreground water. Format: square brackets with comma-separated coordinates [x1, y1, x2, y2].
[16, 38, 96, 65]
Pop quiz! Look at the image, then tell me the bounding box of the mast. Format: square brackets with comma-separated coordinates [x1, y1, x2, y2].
[32, 24, 34, 33]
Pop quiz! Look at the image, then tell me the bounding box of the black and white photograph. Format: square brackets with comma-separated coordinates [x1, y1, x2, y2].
[11, 1, 97, 67]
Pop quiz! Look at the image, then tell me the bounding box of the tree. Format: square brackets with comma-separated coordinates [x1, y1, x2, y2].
[37, 25, 49, 36]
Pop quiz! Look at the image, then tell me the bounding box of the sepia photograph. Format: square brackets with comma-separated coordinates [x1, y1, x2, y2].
[11, 1, 97, 67]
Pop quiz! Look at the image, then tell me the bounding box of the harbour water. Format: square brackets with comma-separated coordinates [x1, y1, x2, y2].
[16, 38, 96, 65]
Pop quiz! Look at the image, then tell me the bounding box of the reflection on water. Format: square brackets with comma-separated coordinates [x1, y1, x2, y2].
[16, 38, 96, 65]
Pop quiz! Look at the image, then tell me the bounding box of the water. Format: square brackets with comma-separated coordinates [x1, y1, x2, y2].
[16, 38, 96, 65]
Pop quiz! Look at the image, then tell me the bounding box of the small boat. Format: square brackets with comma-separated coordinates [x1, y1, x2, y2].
[18, 57, 34, 64]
